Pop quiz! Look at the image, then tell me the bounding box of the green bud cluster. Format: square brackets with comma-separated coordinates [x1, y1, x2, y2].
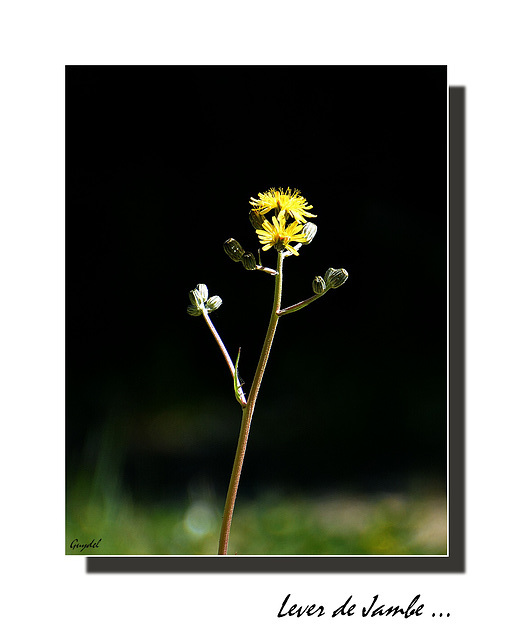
[224, 238, 259, 272]
[312, 267, 348, 295]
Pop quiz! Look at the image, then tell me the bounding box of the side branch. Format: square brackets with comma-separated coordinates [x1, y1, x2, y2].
[202, 310, 247, 406]
[278, 293, 324, 316]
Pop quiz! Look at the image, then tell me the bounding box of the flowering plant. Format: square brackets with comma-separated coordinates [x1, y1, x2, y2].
[187, 187, 348, 554]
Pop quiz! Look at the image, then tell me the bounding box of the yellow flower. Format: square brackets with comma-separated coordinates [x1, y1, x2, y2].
[249, 187, 316, 224]
[256, 214, 308, 256]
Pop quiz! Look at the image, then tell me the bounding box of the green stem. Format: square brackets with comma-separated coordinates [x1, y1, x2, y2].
[278, 292, 324, 316]
[218, 251, 284, 555]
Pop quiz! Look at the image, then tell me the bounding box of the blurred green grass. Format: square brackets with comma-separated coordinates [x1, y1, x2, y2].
[66, 481, 446, 555]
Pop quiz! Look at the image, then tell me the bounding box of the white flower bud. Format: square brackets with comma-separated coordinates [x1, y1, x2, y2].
[187, 304, 202, 316]
[205, 295, 223, 313]
[300, 222, 318, 245]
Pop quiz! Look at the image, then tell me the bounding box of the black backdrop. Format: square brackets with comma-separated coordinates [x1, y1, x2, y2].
[66, 66, 447, 503]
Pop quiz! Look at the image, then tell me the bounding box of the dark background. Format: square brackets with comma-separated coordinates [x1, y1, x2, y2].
[66, 66, 447, 509]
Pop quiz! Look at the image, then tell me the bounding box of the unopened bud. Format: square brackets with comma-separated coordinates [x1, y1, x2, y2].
[312, 275, 326, 294]
[205, 295, 222, 313]
[300, 222, 318, 245]
[186, 304, 202, 316]
[242, 252, 257, 271]
[189, 283, 208, 307]
[187, 283, 220, 316]
[224, 238, 245, 262]
[249, 211, 265, 230]
[324, 268, 349, 289]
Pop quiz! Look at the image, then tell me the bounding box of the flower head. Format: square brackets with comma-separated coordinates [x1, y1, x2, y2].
[255, 214, 308, 256]
[250, 187, 316, 224]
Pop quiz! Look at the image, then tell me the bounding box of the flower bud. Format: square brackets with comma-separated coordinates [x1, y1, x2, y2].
[324, 268, 349, 289]
[300, 222, 318, 245]
[186, 304, 202, 316]
[249, 211, 265, 230]
[187, 283, 216, 316]
[198, 284, 209, 300]
[205, 295, 222, 313]
[189, 284, 207, 307]
[224, 238, 245, 262]
[312, 275, 326, 294]
[241, 252, 257, 271]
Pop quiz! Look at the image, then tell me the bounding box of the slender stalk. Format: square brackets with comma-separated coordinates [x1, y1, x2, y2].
[218, 251, 284, 555]
[202, 309, 247, 406]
